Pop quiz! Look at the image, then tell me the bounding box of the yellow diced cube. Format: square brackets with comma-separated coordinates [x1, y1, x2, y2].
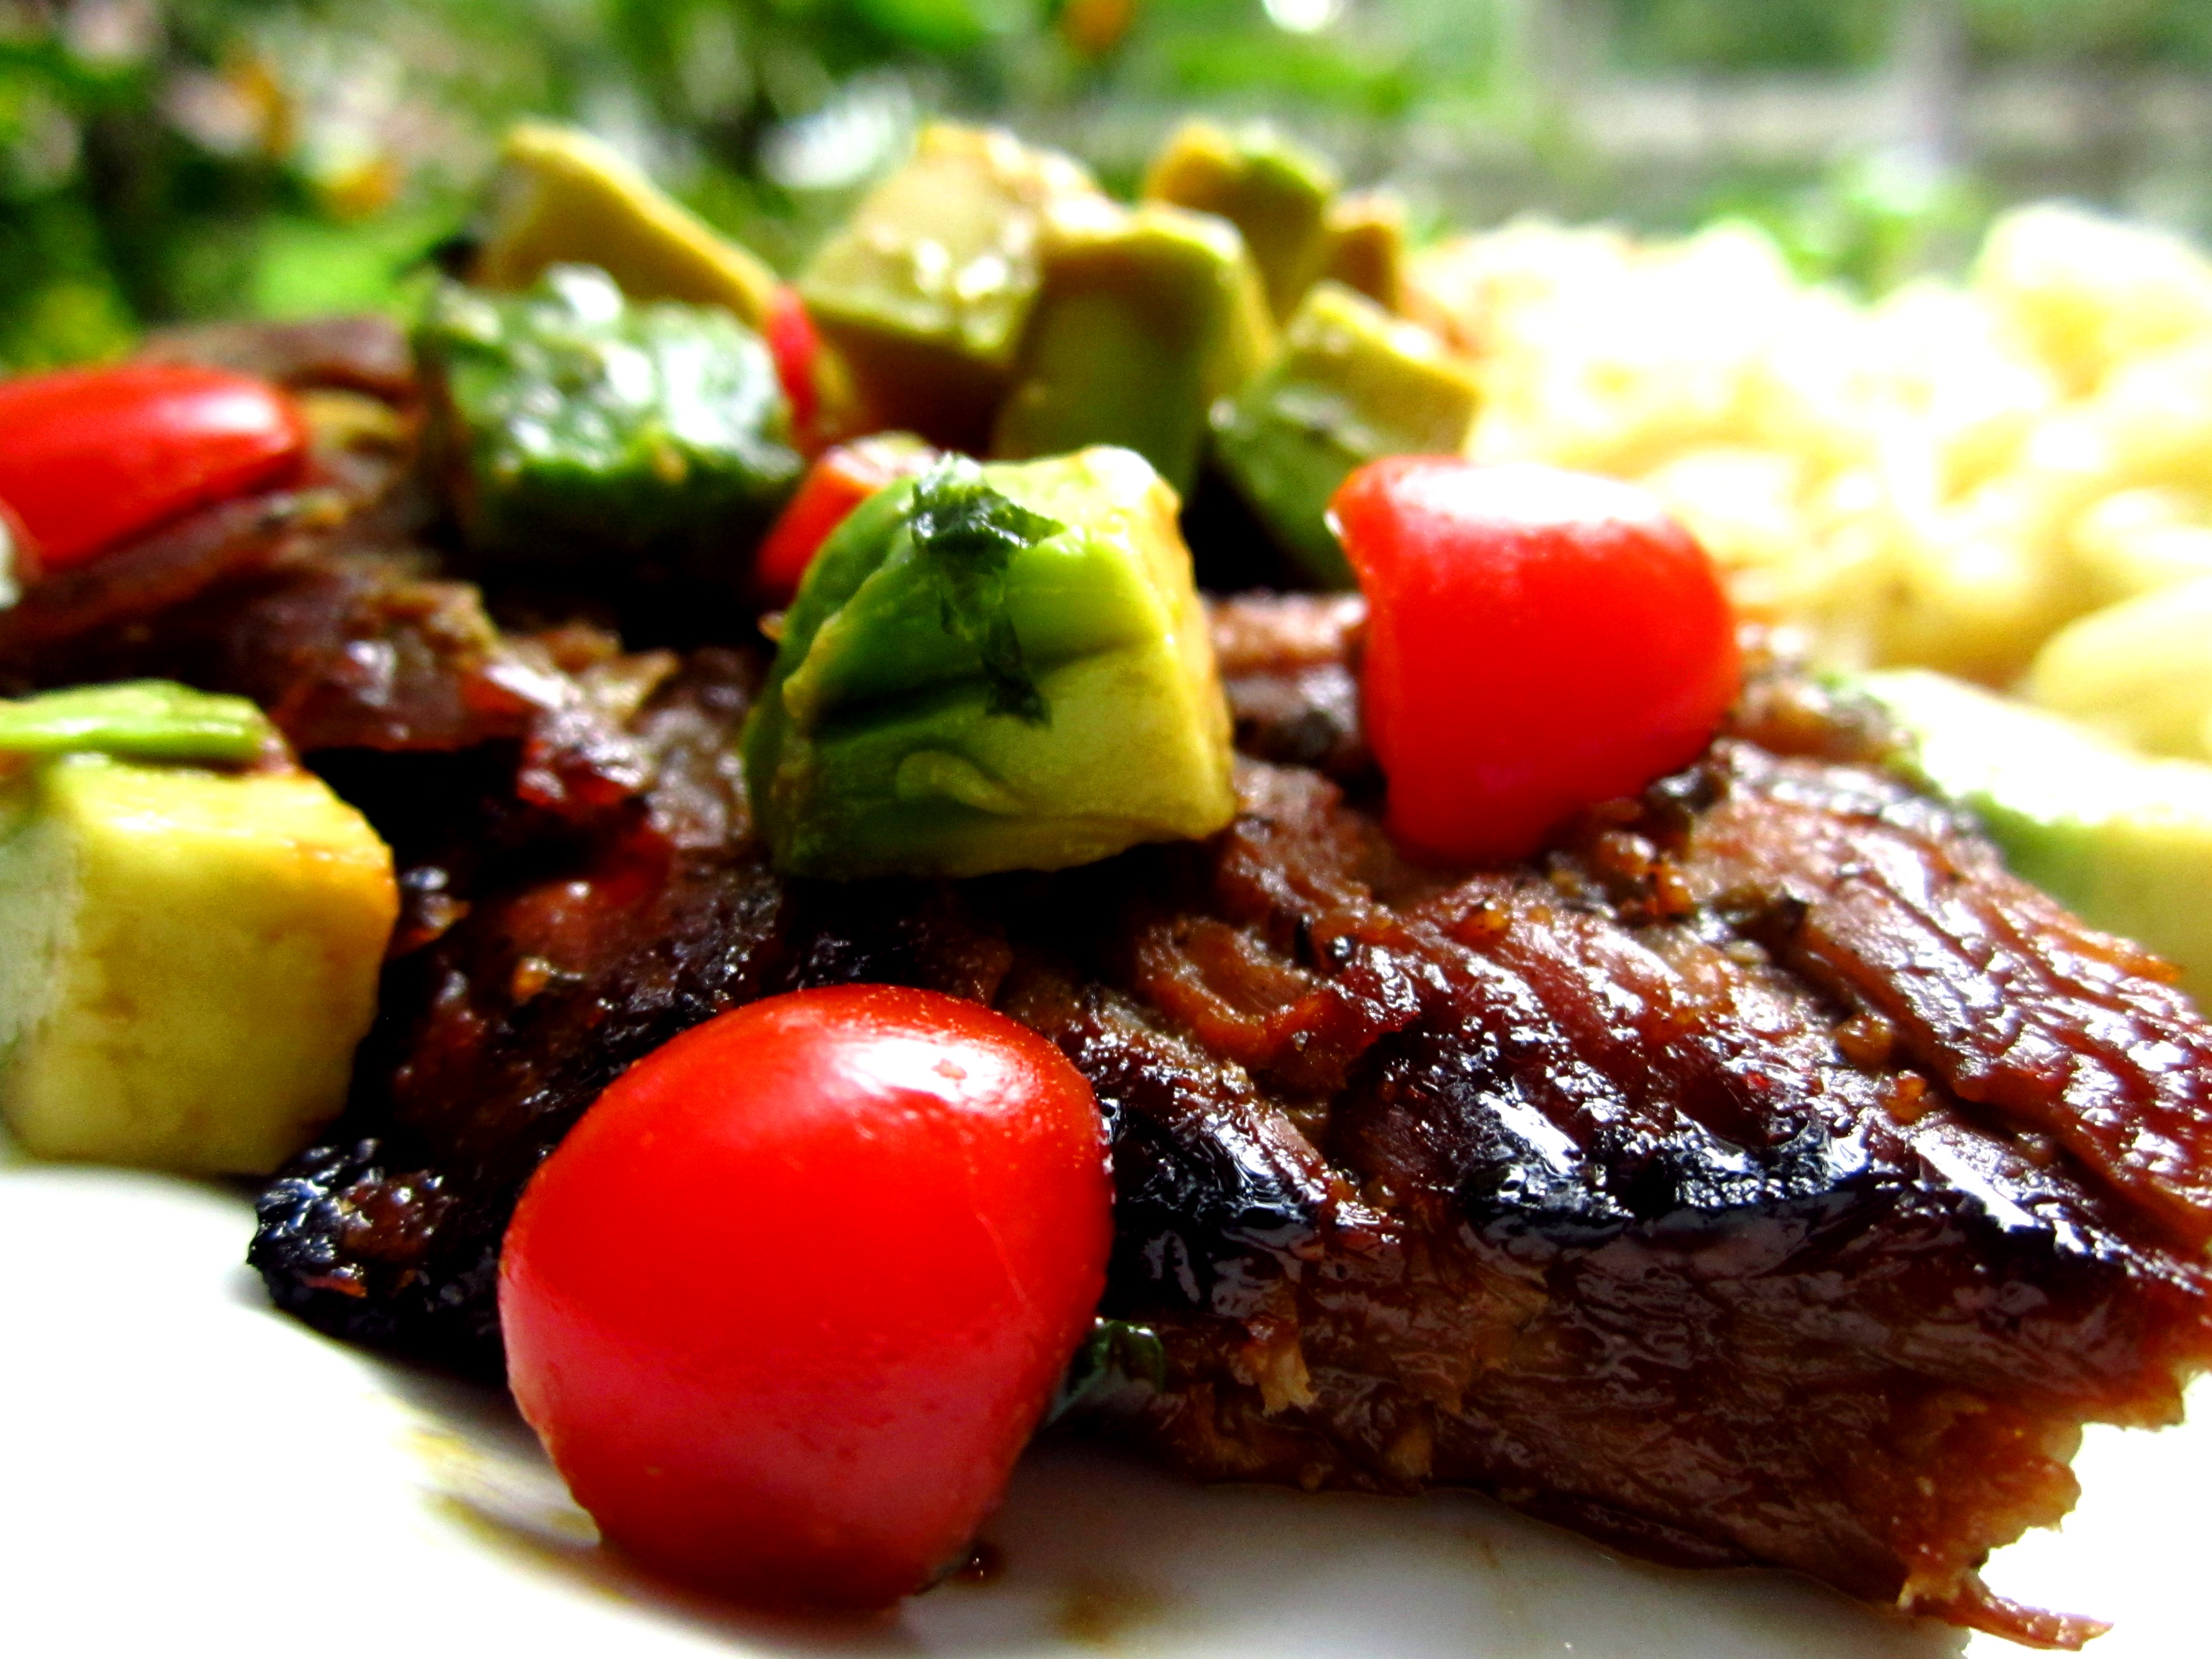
[0, 754, 397, 1175]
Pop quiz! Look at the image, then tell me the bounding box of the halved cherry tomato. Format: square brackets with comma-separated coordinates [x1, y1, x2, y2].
[498, 984, 1112, 1611]
[753, 433, 938, 606]
[1331, 457, 1740, 863]
[0, 364, 308, 572]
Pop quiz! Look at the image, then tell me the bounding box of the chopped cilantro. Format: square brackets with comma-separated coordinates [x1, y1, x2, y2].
[907, 460, 1064, 725]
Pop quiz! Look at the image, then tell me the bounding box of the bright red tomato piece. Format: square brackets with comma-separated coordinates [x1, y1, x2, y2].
[0, 363, 307, 571]
[1331, 457, 1740, 863]
[499, 984, 1112, 1611]
[753, 434, 938, 606]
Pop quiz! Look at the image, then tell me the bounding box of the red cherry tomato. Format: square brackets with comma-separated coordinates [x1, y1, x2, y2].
[0, 363, 307, 572]
[1331, 457, 1740, 863]
[753, 434, 938, 607]
[499, 984, 1112, 1611]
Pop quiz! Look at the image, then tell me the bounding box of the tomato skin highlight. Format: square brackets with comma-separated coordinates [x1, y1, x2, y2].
[1332, 458, 1740, 864]
[498, 984, 1112, 1611]
[752, 436, 937, 607]
[0, 364, 307, 572]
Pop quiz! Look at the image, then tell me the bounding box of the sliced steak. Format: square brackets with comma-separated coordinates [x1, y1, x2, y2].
[250, 603, 2212, 1647]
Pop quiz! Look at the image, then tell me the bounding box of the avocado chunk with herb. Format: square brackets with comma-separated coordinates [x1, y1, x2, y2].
[1142, 120, 1337, 322]
[473, 122, 782, 331]
[418, 265, 802, 585]
[744, 449, 1237, 880]
[0, 688, 396, 1174]
[990, 200, 1274, 494]
[799, 124, 1103, 450]
[1212, 281, 1480, 587]
[1856, 667, 2212, 1004]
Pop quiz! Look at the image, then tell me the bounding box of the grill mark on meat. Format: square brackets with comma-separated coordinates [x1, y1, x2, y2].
[1684, 738, 2212, 1249]
[1002, 965, 1336, 1320]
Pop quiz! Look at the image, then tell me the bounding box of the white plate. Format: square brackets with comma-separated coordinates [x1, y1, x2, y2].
[3, 1138, 2203, 1658]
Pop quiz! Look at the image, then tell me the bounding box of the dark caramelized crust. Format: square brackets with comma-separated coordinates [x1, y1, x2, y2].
[1213, 590, 1373, 783]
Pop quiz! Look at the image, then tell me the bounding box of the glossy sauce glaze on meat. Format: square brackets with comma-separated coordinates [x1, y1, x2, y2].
[19, 320, 2212, 1649]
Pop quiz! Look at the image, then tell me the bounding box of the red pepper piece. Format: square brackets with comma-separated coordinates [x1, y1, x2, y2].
[763, 284, 822, 442]
[753, 434, 938, 608]
[1331, 457, 1740, 863]
[0, 363, 308, 572]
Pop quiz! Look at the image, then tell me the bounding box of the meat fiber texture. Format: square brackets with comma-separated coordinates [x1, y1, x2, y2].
[27, 321, 2209, 1647]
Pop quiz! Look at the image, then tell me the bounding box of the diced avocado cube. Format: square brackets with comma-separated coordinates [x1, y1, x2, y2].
[1320, 192, 1407, 312]
[799, 124, 1103, 450]
[1855, 667, 2212, 1004]
[0, 752, 397, 1173]
[473, 123, 782, 332]
[1142, 120, 1337, 322]
[417, 265, 802, 583]
[1212, 281, 1480, 587]
[744, 449, 1237, 880]
[990, 200, 1275, 495]
[0, 681, 275, 765]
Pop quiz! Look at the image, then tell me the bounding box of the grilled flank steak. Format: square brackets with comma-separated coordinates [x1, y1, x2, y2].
[242, 593, 2210, 1650]
[17, 320, 2210, 1648]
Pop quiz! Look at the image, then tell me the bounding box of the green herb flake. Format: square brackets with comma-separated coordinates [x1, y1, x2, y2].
[907, 460, 1065, 726]
[1047, 1318, 1167, 1424]
[0, 682, 278, 765]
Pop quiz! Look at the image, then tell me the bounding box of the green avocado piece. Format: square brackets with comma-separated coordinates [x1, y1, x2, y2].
[416, 265, 801, 585]
[990, 201, 1275, 495]
[472, 123, 782, 331]
[1212, 281, 1480, 587]
[0, 681, 276, 765]
[743, 448, 1237, 880]
[1141, 120, 1337, 322]
[799, 124, 1103, 451]
[1855, 667, 2212, 1004]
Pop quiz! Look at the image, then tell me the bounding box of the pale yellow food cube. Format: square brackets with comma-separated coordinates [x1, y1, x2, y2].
[0, 754, 397, 1175]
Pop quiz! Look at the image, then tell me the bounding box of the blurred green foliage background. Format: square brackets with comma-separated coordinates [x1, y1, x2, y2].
[2, 0, 2208, 368]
